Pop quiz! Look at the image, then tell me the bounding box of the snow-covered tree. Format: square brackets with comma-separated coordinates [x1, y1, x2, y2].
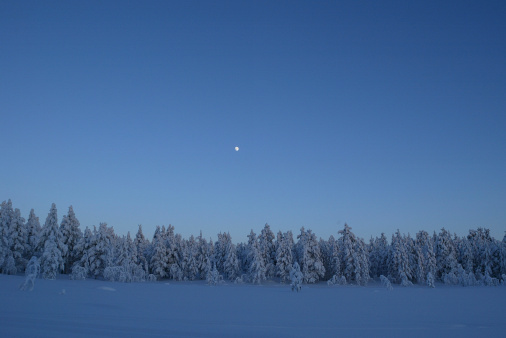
[87, 223, 115, 279]
[369, 234, 390, 279]
[60, 206, 83, 274]
[206, 263, 220, 286]
[326, 235, 344, 283]
[380, 275, 393, 290]
[435, 228, 458, 281]
[25, 209, 41, 259]
[196, 232, 212, 280]
[20, 256, 40, 291]
[169, 233, 184, 281]
[104, 232, 144, 283]
[183, 235, 199, 281]
[259, 224, 276, 279]
[275, 231, 294, 283]
[41, 234, 64, 280]
[9, 208, 27, 273]
[72, 226, 93, 277]
[0, 200, 14, 273]
[338, 224, 368, 285]
[319, 237, 333, 281]
[290, 262, 303, 292]
[214, 232, 228, 275]
[134, 225, 150, 274]
[415, 230, 436, 285]
[222, 233, 240, 281]
[389, 230, 413, 286]
[466, 228, 500, 278]
[248, 231, 266, 284]
[150, 226, 168, 279]
[37, 204, 67, 274]
[458, 237, 474, 274]
[296, 227, 325, 284]
[427, 271, 435, 288]
[164, 225, 182, 280]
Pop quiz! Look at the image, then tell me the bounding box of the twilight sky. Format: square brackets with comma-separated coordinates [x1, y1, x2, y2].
[1, 1, 505, 242]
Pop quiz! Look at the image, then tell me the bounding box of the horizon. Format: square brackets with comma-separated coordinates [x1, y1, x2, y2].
[1, 1, 505, 243]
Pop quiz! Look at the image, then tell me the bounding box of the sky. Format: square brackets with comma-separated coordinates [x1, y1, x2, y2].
[1, 1, 505, 242]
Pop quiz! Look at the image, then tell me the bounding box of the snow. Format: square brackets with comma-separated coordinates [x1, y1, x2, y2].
[1, 275, 505, 337]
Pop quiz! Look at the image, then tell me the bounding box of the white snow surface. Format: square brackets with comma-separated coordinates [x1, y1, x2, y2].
[1, 275, 505, 337]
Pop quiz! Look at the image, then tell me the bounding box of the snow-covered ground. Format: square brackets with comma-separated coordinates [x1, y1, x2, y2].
[1, 275, 505, 338]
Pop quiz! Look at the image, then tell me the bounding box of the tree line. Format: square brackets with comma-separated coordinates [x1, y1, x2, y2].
[2, 199, 506, 287]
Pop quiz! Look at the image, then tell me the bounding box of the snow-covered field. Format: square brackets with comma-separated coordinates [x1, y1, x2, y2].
[1, 275, 505, 338]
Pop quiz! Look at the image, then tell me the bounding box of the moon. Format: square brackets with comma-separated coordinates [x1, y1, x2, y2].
[235, 146, 239, 151]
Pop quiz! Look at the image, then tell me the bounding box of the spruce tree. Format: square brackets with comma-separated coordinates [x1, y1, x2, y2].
[150, 226, 168, 279]
[60, 206, 83, 274]
[41, 234, 64, 280]
[389, 230, 413, 286]
[134, 225, 150, 274]
[297, 227, 325, 284]
[259, 224, 276, 279]
[276, 231, 294, 283]
[25, 209, 41, 259]
[435, 228, 458, 281]
[9, 208, 27, 273]
[37, 204, 67, 273]
[0, 200, 14, 273]
[223, 233, 240, 280]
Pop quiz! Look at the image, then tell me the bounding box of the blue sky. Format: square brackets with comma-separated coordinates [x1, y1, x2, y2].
[1, 1, 505, 242]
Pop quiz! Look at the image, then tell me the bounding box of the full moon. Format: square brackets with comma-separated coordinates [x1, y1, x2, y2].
[235, 146, 239, 151]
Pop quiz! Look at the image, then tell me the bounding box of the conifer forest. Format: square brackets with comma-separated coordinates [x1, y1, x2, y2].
[2, 199, 505, 287]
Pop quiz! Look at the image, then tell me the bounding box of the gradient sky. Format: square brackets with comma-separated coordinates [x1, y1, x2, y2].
[1, 1, 505, 242]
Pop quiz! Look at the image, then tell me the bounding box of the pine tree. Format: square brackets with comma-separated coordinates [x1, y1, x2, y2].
[355, 237, 370, 286]
[290, 262, 303, 292]
[0, 200, 14, 273]
[60, 206, 83, 274]
[275, 231, 294, 283]
[244, 230, 257, 273]
[415, 230, 436, 285]
[327, 234, 344, 283]
[297, 227, 325, 284]
[458, 237, 474, 274]
[196, 232, 212, 280]
[164, 225, 181, 280]
[104, 232, 144, 283]
[389, 230, 413, 286]
[214, 232, 228, 275]
[435, 228, 458, 281]
[37, 204, 67, 274]
[249, 244, 266, 284]
[41, 234, 64, 280]
[134, 225, 150, 274]
[169, 233, 184, 281]
[377, 233, 390, 277]
[150, 226, 168, 279]
[248, 231, 266, 284]
[223, 233, 240, 280]
[206, 262, 220, 285]
[184, 235, 199, 281]
[25, 209, 41, 260]
[9, 208, 27, 273]
[87, 223, 115, 279]
[259, 224, 276, 279]
[338, 224, 368, 285]
[73, 227, 94, 278]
